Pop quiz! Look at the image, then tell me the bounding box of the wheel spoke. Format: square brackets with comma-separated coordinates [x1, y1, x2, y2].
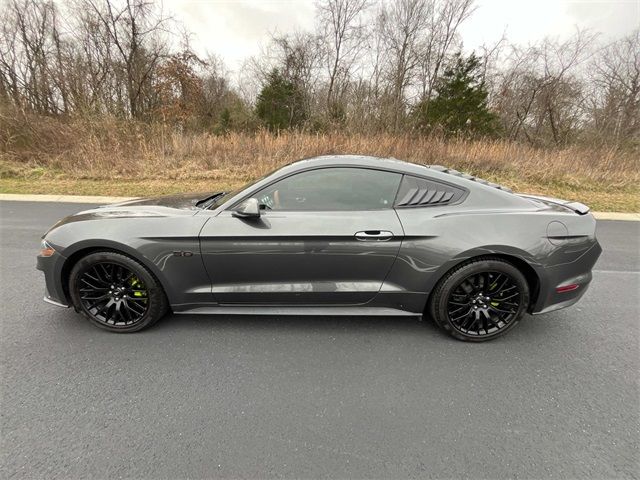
[96, 264, 110, 282]
[94, 298, 112, 317]
[496, 291, 519, 302]
[123, 300, 141, 316]
[449, 305, 467, 315]
[485, 311, 500, 328]
[126, 296, 148, 303]
[494, 286, 517, 298]
[451, 308, 472, 322]
[449, 301, 468, 308]
[494, 276, 510, 294]
[85, 271, 109, 286]
[127, 299, 146, 314]
[91, 266, 105, 284]
[460, 312, 476, 330]
[500, 301, 519, 307]
[477, 273, 485, 291]
[461, 281, 473, 294]
[80, 277, 103, 290]
[87, 296, 109, 310]
[80, 287, 109, 292]
[115, 301, 128, 324]
[488, 274, 502, 292]
[122, 272, 134, 284]
[490, 305, 515, 314]
[469, 311, 481, 331]
[82, 292, 110, 302]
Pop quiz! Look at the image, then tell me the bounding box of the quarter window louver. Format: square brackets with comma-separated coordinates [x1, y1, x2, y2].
[394, 175, 465, 207]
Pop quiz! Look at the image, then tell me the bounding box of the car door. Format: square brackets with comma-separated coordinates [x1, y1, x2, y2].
[199, 167, 404, 305]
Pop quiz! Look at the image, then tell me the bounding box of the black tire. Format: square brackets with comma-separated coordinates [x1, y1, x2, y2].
[428, 257, 530, 342]
[69, 251, 168, 333]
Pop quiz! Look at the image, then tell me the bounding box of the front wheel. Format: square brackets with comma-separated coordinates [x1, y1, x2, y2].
[429, 258, 530, 342]
[69, 251, 168, 332]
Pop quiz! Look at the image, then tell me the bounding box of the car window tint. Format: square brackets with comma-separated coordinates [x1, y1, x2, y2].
[255, 168, 402, 211]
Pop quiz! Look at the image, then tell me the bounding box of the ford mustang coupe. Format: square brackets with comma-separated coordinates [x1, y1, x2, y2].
[37, 155, 601, 341]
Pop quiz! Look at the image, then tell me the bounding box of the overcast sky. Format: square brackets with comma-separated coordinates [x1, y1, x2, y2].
[163, 0, 639, 71]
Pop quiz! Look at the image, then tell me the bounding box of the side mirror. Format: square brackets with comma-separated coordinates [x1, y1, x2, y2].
[232, 198, 261, 219]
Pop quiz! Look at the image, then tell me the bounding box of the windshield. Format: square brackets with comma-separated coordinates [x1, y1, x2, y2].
[206, 165, 284, 210]
[205, 186, 245, 209]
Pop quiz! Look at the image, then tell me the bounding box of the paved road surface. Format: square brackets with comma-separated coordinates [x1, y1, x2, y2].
[1, 201, 638, 479]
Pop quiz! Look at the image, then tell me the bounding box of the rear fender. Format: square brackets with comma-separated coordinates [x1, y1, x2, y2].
[423, 245, 545, 310]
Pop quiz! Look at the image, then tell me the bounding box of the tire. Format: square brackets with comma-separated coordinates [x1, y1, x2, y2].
[428, 257, 530, 342]
[69, 251, 168, 333]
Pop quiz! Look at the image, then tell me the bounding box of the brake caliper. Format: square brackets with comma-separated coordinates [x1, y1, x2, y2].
[129, 276, 147, 300]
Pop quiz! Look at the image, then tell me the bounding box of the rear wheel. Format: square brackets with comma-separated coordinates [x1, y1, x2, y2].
[429, 258, 529, 342]
[69, 251, 168, 332]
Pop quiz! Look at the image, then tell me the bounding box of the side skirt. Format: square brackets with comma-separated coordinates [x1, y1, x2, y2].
[173, 305, 422, 317]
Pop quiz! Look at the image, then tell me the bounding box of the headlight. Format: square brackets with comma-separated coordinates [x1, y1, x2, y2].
[39, 239, 55, 257]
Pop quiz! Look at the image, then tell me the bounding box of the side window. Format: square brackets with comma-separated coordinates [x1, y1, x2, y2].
[253, 168, 402, 211]
[394, 175, 466, 207]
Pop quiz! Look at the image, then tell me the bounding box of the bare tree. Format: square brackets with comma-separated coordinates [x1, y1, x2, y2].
[371, 0, 474, 131]
[377, 0, 431, 130]
[587, 30, 640, 146]
[0, 0, 62, 114]
[0, 0, 636, 149]
[316, 0, 370, 120]
[415, 0, 475, 112]
[80, 0, 171, 119]
[493, 30, 595, 146]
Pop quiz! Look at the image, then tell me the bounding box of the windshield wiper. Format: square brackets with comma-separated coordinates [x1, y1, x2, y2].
[195, 192, 226, 209]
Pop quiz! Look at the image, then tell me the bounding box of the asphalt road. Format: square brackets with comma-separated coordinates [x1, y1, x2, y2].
[1, 201, 638, 479]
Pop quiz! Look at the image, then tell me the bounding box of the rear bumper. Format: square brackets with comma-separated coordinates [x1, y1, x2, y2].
[532, 272, 592, 315]
[37, 252, 70, 308]
[531, 241, 602, 314]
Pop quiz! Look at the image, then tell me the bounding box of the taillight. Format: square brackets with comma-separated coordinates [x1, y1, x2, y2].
[556, 284, 579, 293]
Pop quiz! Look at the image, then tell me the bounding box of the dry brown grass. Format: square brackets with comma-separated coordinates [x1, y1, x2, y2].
[1, 114, 638, 211]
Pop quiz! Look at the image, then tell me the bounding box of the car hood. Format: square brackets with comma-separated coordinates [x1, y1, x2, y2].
[43, 192, 217, 236]
[105, 191, 217, 210]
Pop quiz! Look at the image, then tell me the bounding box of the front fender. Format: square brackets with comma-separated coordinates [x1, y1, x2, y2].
[43, 215, 213, 307]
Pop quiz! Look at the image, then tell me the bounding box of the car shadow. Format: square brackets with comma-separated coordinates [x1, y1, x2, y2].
[51, 307, 560, 345]
[156, 312, 443, 335]
[149, 311, 558, 342]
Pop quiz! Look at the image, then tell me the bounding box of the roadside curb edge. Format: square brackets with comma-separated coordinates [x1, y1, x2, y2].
[0, 193, 136, 204]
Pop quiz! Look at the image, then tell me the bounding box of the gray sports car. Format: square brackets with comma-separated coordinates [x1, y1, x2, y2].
[37, 155, 601, 341]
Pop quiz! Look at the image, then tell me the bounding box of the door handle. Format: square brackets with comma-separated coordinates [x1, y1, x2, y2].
[354, 230, 394, 241]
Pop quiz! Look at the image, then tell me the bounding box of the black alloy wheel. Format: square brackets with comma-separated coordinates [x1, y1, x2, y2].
[77, 262, 149, 326]
[447, 271, 521, 336]
[69, 251, 168, 332]
[429, 258, 530, 342]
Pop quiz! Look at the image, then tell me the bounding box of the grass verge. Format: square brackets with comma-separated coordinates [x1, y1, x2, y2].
[1, 129, 637, 212]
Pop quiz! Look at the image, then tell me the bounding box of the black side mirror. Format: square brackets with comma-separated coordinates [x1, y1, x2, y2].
[232, 198, 261, 219]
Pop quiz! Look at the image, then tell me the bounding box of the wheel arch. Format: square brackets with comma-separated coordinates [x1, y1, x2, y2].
[487, 253, 541, 310]
[60, 241, 170, 307]
[426, 248, 542, 313]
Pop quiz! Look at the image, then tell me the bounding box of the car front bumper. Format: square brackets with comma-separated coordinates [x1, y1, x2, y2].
[37, 251, 70, 308]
